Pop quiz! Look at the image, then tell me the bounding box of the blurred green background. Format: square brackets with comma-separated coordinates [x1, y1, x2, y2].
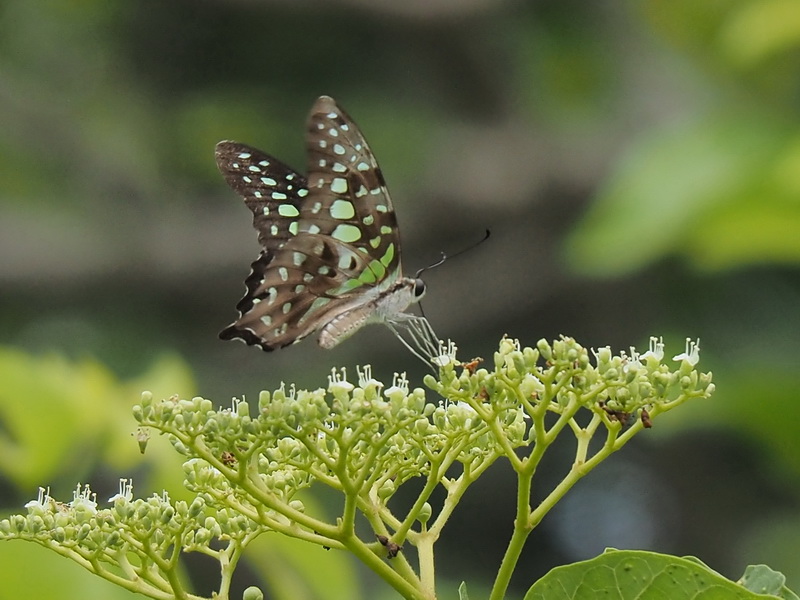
[2, 0, 800, 598]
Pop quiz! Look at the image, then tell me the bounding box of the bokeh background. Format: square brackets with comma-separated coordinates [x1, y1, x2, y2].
[2, 0, 800, 598]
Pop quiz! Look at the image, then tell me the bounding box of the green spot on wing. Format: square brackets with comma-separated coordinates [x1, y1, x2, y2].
[330, 199, 356, 219]
[381, 243, 395, 268]
[333, 224, 362, 243]
[367, 259, 386, 281]
[331, 178, 348, 194]
[358, 268, 378, 284]
[279, 204, 300, 217]
[338, 278, 364, 292]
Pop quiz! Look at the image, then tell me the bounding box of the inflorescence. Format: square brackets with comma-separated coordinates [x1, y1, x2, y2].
[0, 336, 713, 600]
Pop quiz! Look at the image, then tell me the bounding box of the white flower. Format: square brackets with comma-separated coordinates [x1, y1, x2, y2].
[640, 336, 665, 363]
[357, 365, 382, 390]
[432, 340, 458, 367]
[108, 479, 134, 503]
[384, 372, 409, 398]
[672, 338, 700, 366]
[25, 487, 52, 513]
[70, 483, 98, 514]
[328, 367, 354, 394]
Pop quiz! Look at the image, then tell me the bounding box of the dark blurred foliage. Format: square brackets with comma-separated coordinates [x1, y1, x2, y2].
[2, 0, 800, 598]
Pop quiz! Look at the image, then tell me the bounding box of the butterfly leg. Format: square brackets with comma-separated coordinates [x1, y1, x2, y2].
[386, 314, 441, 368]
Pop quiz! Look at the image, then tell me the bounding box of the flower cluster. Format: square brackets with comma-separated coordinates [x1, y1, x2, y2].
[0, 336, 713, 600]
[428, 336, 713, 436]
[0, 480, 259, 599]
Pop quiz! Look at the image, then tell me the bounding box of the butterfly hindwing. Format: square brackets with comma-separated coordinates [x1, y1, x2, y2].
[215, 141, 307, 252]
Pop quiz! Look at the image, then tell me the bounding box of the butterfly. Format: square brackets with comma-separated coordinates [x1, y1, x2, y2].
[216, 95, 439, 363]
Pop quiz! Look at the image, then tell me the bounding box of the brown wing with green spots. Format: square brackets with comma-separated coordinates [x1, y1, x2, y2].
[216, 96, 408, 351]
[299, 95, 403, 290]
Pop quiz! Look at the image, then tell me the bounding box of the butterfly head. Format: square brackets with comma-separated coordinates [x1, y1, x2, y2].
[413, 278, 426, 302]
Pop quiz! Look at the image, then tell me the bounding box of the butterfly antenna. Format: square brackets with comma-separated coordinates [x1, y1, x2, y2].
[414, 229, 491, 279]
[415, 228, 491, 322]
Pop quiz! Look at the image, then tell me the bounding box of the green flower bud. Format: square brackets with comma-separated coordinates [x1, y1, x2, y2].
[522, 346, 539, 369]
[188, 497, 205, 519]
[254, 391, 268, 413]
[140, 390, 154, 409]
[493, 351, 504, 371]
[75, 523, 90, 542]
[536, 339, 552, 361]
[243, 586, 264, 600]
[12, 515, 26, 533]
[194, 527, 211, 545]
[0, 520, 12, 535]
[237, 401, 251, 418]
[378, 479, 396, 500]
[52, 526, 66, 543]
[417, 502, 432, 524]
[160, 506, 175, 524]
[603, 368, 619, 381]
[107, 530, 121, 547]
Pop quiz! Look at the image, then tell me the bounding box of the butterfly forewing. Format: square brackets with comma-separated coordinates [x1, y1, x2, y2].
[217, 96, 412, 352]
[302, 96, 402, 292]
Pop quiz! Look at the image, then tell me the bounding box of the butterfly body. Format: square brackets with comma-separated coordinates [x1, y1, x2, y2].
[316, 276, 422, 349]
[216, 96, 437, 361]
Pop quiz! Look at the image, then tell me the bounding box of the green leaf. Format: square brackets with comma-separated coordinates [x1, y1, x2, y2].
[0, 347, 194, 489]
[0, 543, 140, 600]
[459, 581, 470, 600]
[524, 549, 782, 600]
[719, 0, 800, 68]
[739, 565, 799, 600]
[565, 111, 795, 275]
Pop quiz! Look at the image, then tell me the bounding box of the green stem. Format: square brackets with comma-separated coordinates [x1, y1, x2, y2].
[489, 467, 534, 600]
[417, 528, 437, 599]
[341, 533, 428, 600]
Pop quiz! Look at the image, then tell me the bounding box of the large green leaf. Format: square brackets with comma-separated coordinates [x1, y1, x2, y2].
[524, 549, 790, 599]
